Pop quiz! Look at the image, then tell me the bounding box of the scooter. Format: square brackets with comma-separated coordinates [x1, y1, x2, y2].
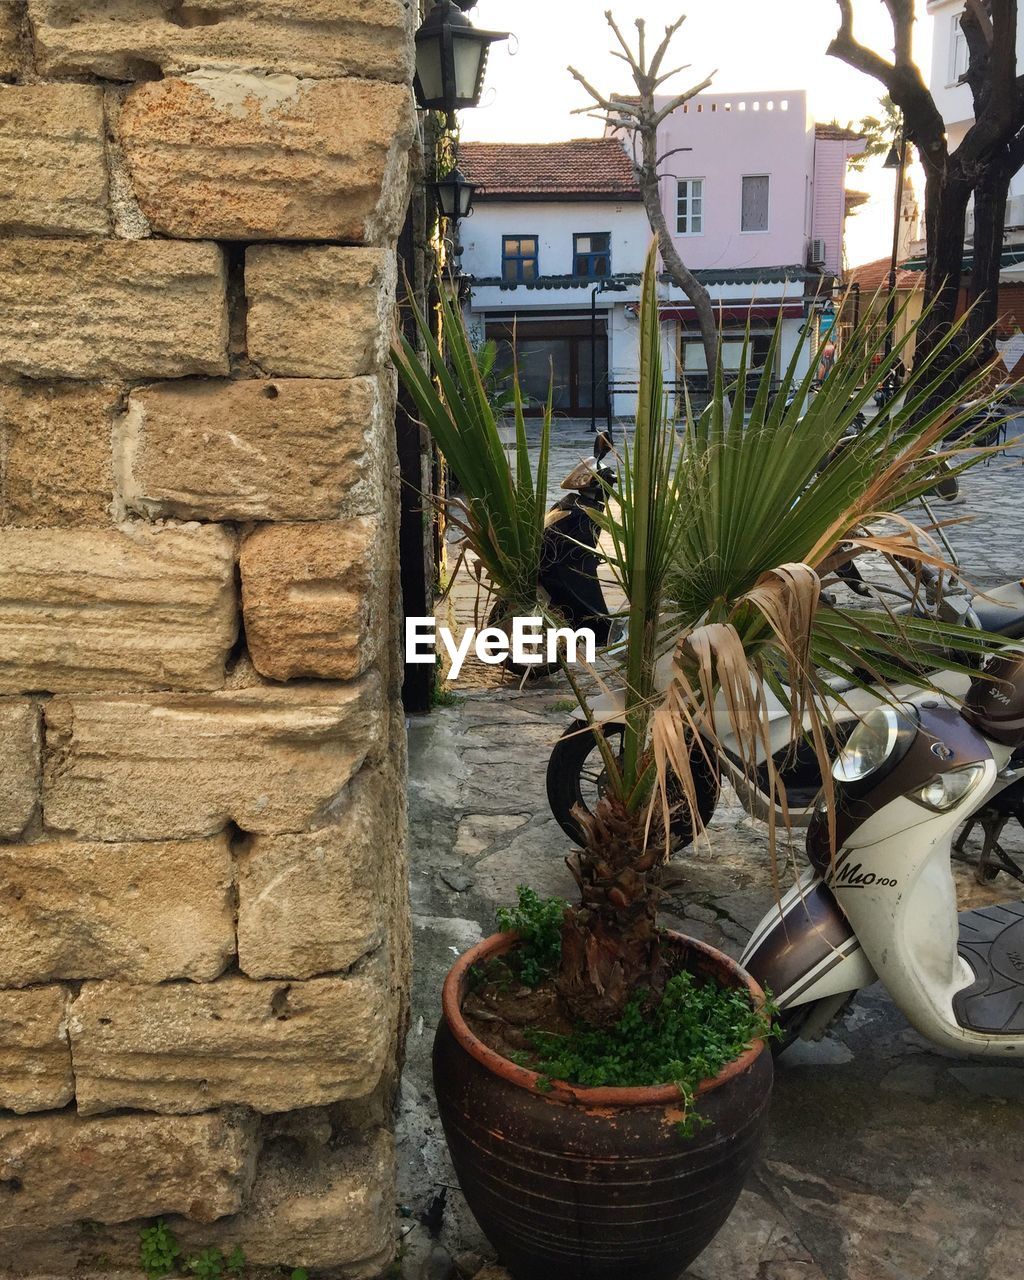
[741, 648, 1024, 1056]
[544, 460, 1024, 849]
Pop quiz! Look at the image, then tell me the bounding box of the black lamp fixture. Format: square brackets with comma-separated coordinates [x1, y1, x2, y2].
[414, 0, 510, 126]
[883, 141, 902, 170]
[434, 165, 477, 222]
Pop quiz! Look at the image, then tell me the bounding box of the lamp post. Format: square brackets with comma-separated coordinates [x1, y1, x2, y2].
[883, 125, 908, 362]
[591, 278, 628, 434]
[414, 0, 509, 127]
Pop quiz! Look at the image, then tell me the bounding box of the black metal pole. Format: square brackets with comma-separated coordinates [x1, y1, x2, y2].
[885, 129, 907, 359]
[590, 283, 599, 433]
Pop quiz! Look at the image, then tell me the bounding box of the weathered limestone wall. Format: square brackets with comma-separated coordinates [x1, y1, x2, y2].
[0, 1, 415, 1273]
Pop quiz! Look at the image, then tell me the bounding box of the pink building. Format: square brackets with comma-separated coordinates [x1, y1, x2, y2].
[649, 91, 864, 374]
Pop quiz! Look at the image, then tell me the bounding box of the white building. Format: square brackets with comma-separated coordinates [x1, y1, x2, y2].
[459, 102, 863, 422]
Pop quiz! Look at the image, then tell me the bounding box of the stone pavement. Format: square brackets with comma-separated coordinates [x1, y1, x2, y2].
[397, 681, 1024, 1280]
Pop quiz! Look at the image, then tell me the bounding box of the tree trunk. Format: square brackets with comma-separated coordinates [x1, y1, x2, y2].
[967, 154, 1012, 352]
[917, 167, 973, 358]
[556, 797, 666, 1028]
[637, 122, 719, 375]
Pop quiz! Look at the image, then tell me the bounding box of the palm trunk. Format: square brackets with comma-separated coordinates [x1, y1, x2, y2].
[556, 798, 666, 1027]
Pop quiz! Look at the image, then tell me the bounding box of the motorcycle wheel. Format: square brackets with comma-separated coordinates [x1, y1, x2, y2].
[546, 720, 720, 852]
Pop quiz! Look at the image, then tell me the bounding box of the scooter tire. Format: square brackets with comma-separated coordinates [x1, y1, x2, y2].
[546, 720, 720, 852]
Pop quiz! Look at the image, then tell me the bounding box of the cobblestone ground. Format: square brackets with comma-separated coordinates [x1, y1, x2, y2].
[397, 418, 1024, 1280]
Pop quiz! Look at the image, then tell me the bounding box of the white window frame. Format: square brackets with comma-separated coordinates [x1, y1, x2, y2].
[676, 177, 704, 236]
[740, 173, 771, 234]
[949, 10, 970, 86]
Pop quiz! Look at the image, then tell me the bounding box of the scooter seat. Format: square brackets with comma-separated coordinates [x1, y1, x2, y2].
[954, 902, 1024, 1034]
[971, 581, 1024, 639]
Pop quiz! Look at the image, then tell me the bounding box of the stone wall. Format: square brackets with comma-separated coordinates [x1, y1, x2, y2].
[0, 1, 415, 1274]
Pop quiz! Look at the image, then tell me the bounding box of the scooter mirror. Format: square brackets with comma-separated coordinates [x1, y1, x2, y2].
[594, 432, 613, 461]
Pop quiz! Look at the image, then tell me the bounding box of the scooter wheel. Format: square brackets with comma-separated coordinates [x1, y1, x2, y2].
[546, 721, 719, 851]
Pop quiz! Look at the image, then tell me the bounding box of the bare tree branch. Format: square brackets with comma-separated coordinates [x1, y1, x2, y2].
[570, 9, 719, 373]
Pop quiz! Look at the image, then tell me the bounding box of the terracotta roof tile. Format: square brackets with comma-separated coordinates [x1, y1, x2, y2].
[846, 254, 921, 291]
[459, 139, 641, 201]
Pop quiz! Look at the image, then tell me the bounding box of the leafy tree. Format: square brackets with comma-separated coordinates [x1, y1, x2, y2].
[829, 0, 1024, 363]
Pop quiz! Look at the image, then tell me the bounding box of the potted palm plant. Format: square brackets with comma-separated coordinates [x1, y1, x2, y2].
[393, 249, 1005, 1280]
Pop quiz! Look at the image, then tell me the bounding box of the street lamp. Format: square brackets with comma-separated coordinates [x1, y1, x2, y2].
[591, 278, 629, 434]
[433, 165, 477, 223]
[883, 124, 908, 363]
[414, 0, 510, 127]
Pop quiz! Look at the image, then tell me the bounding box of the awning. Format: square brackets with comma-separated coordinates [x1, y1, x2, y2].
[901, 246, 1024, 273]
[659, 302, 805, 324]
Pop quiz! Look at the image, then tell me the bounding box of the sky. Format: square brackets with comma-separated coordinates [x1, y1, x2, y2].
[459, 0, 936, 268]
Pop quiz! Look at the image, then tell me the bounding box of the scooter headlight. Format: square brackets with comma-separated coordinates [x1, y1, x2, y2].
[911, 763, 986, 812]
[833, 705, 901, 783]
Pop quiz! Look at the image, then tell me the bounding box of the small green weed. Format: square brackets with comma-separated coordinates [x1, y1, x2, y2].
[496, 885, 567, 986]
[522, 969, 776, 1132]
[549, 699, 578, 713]
[139, 1224, 249, 1280]
[139, 1221, 181, 1280]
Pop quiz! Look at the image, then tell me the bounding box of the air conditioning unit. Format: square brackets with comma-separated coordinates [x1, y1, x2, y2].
[1006, 195, 1024, 229]
[810, 238, 827, 266]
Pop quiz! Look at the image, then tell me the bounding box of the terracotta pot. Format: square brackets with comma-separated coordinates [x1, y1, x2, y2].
[433, 930, 773, 1280]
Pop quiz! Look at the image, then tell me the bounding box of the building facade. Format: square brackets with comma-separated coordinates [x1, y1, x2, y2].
[460, 94, 864, 421]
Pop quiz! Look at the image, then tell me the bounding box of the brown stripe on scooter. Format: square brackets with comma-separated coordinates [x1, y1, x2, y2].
[743, 880, 855, 1004]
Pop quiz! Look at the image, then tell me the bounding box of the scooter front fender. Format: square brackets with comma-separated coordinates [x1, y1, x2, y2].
[741, 869, 876, 1010]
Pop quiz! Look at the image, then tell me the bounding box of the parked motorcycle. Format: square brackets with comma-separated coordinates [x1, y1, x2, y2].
[544, 451, 1024, 849]
[742, 649, 1024, 1056]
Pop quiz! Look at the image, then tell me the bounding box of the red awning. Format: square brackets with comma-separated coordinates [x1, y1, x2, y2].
[659, 303, 805, 325]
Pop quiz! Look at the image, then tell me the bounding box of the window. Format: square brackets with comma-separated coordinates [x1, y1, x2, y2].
[573, 232, 611, 279]
[502, 235, 539, 283]
[741, 175, 770, 232]
[949, 11, 969, 84]
[676, 178, 703, 235]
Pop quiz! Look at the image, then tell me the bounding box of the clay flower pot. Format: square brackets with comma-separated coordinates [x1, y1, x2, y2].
[433, 930, 773, 1280]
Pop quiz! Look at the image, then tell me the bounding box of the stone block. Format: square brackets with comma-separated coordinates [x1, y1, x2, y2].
[237, 768, 391, 980]
[0, 238, 228, 380]
[69, 965, 392, 1115]
[173, 1130, 395, 1272]
[117, 376, 385, 522]
[120, 72, 414, 243]
[0, 986, 73, 1114]
[43, 674, 384, 839]
[0, 84, 108, 235]
[246, 246, 395, 378]
[27, 0, 413, 83]
[0, 836, 235, 985]
[240, 519, 386, 683]
[0, 1110, 256, 1230]
[0, 381, 117, 527]
[0, 698, 38, 839]
[0, 3, 22, 81]
[0, 524, 237, 694]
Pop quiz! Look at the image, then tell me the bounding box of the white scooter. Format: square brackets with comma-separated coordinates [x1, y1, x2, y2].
[546, 467, 1024, 849]
[742, 649, 1024, 1055]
